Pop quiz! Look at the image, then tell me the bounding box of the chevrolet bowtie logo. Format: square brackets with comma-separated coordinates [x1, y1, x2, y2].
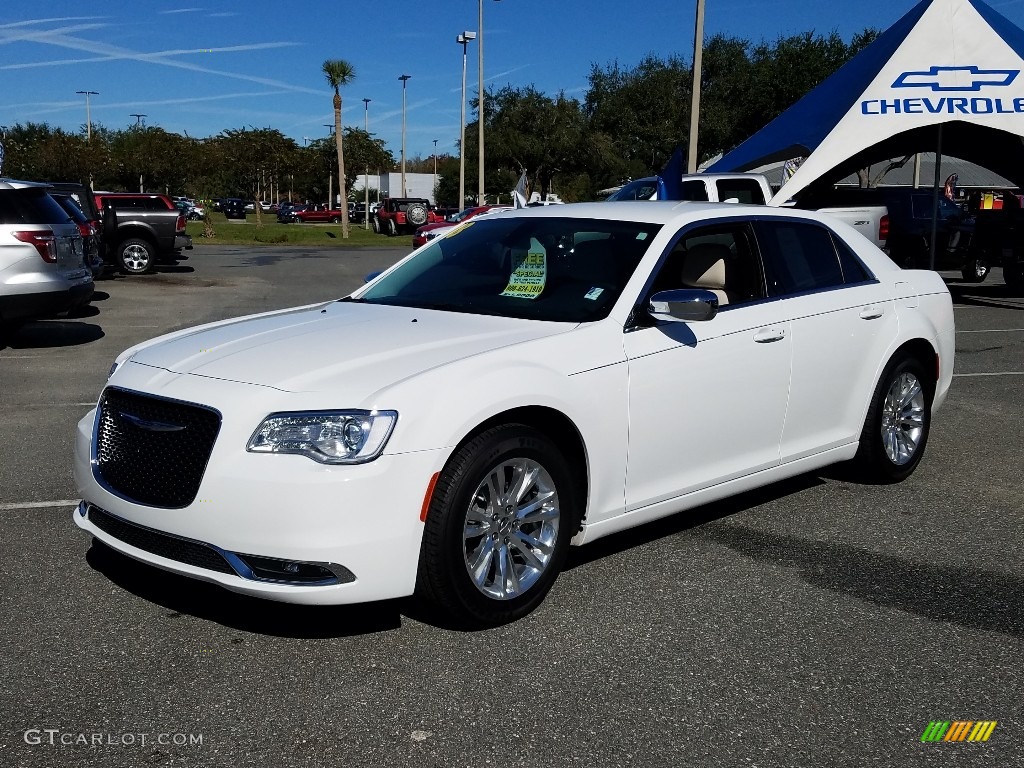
[893, 65, 1019, 91]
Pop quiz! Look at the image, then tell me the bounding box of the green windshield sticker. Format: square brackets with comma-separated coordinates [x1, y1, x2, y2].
[501, 249, 547, 299]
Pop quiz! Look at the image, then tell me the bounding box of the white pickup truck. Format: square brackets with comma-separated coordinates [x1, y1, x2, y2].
[606, 173, 889, 249]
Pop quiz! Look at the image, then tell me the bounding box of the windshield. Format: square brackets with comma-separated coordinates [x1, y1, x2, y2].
[606, 178, 658, 201]
[356, 216, 661, 322]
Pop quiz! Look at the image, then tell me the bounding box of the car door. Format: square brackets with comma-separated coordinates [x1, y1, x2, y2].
[753, 218, 898, 463]
[622, 221, 793, 511]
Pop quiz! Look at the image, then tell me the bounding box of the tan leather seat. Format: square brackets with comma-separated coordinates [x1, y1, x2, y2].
[680, 242, 742, 306]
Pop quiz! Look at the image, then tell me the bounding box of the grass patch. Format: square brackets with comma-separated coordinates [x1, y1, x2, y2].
[187, 214, 399, 247]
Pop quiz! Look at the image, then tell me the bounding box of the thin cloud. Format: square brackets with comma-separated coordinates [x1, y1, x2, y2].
[0, 24, 321, 96]
[159, 7, 203, 13]
[10, 90, 291, 119]
[0, 16, 106, 30]
[0, 41, 300, 70]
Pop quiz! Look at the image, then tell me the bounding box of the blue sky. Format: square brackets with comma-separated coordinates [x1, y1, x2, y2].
[1, 0, 1022, 161]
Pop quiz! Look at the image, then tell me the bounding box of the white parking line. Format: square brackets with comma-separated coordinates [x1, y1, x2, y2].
[957, 328, 1024, 333]
[953, 371, 1024, 377]
[0, 499, 80, 511]
[0, 403, 96, 408]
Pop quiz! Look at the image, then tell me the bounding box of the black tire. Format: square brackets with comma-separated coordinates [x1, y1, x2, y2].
[960, 258, 990, 283]
[406, 202, 429, 227]
[117, 238, 154, 275]
[386, 218, 397, 237]
[416, 424, 578, 626]
[371, 217, 381, 234]
[330, 216, 340, 223]
[853, 355, 933, 483]
[1004, 264, 1024, 292]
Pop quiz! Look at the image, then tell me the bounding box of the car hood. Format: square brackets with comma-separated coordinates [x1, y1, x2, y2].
[127, 301, 573, 394]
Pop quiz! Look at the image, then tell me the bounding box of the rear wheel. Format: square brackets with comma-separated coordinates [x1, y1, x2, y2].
[117, 238, 154, 275]
[417, 425, 577, 626]
[853, 356, 932, 483]
[330, 216, 340, 223]
[1004, 264, 1024, 292]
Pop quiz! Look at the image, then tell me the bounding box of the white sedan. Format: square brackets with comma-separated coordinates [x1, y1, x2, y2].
[73, 202, 954, 625]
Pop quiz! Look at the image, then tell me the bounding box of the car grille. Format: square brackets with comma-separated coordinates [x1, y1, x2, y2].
[88, 505, 236, 575]
[94, 387, 221, 508]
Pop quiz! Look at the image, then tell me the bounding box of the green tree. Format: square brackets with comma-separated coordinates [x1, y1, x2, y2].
[322, 58, 356, 237]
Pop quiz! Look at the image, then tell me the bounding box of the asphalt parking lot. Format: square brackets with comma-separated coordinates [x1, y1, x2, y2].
[1, 247, 1022, 767]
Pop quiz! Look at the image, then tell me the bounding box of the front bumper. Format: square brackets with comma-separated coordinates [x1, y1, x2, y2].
[73, 394, 446, 605]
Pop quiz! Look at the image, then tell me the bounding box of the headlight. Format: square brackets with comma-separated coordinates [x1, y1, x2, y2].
[246, 410, 398, 464]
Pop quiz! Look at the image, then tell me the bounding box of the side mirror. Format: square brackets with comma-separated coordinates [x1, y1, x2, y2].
[648, 289, 718, 323]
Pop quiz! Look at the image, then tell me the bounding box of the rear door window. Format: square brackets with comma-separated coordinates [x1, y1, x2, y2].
[754, 220, 846, 296]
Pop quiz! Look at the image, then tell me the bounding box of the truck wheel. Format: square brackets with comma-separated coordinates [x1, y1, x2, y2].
[387, 218, 397, 237]
[1004, 264, 1024, 292]
[406, 203, 429, 227]
[118, 239, 154, 275]
[330, 216, 340, 224]
[960, 259, 990, 283]
[371, 217, 381, 234]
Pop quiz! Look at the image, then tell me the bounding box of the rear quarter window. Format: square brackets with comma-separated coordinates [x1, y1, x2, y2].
[755, 220, 846, 296]
[0, 189, 73, 225]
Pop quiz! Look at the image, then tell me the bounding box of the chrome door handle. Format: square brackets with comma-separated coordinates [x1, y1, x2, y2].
[753, 327, 786, 343]
[859, 306, 884, 320]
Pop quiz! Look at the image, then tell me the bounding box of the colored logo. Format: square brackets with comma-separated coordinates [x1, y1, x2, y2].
[893, 65, 1018, 91]
[920, 720, 997, 742]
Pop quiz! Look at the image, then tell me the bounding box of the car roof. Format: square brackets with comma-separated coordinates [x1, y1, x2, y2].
[0, 178, 52, 190]
[489, 200, 825, 226]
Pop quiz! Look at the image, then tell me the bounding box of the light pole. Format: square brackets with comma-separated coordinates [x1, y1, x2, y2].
[457, 31, 476, 211]
[324, 123, 334, 209]
[76, 90, 99, 142]
[130, 113, 146, 127]
[686, 0, 705, 173]
[399, 74, 411, 197]
[363, 98, 371, 230]
[478, 1, 501, 205]
[433, 138, 438, 202]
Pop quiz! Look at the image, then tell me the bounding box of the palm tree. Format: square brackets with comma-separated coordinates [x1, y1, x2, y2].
[322, 59, 356, 238]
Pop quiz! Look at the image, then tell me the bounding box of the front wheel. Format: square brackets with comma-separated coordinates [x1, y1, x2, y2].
[417, 425, 577, 626]
[386, 218, 397, 236]
[960, 258, 990, 282]
[371, 217, 380, 234]
[853, 356, 932, 483]
[117, 238, 154, 275]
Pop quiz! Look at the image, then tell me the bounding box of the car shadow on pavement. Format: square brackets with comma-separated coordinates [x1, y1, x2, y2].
[0, 319, 104, 349]
[565, 474, 824, 573]
[86, 539, 405, 638]
[698, 522, 1024, 638]
[947, 282, 1024, 310]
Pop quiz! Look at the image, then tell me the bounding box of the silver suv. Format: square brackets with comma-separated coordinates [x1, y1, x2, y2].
[0, 179, 93, 327]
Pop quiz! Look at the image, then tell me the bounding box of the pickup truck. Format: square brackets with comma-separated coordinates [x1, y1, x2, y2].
[607, 173, 889, 250]
[94, 192, 193, 275]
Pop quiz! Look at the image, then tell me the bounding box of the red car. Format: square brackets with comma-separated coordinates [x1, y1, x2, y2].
[293, 205, 344, 224]
[412, 205, 510, 248]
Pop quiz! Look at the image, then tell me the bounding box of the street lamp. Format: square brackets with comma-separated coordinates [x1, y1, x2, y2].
[324, 123, 334, 209]
[457, 31, 476, 211]
[478, 0, 501, 205]
[687, 0, 706, 173]
[363, 97, 371, 230]
[433, 138, 438, 201]
[130, 113, 146, 127]
[399, 74, 411, 197]
[76, 90, 99, 142]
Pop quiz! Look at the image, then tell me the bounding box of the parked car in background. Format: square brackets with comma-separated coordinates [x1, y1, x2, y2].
[372, 197, 442, 236]
[1, 179, 93, 328]
[292, 205, 344, 224]
[276, 202, 306, 223]
[51, 192, 104, 278]
[93, 192, 193, 274]
[222, 198, 246, 220]
[173, 200, 204, 221]
[412, 205, 512, 248]
[71, 202, 953, 625]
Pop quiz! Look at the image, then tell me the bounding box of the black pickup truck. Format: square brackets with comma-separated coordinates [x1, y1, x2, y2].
[94, 192, 193, 274]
